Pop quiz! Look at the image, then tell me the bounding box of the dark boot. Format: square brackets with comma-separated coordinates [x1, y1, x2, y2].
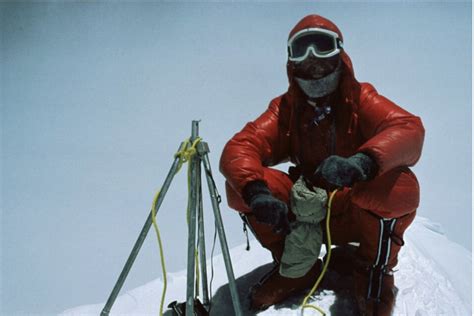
[354, 210, 416, 316]
[249, 258, 323, 311]
[354, 266, 397, 316]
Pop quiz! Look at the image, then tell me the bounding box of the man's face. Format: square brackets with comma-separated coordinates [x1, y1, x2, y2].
[293, 54, 341, 80]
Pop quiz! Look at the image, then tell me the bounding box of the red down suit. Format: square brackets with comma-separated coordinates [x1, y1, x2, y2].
[219, 12, 424, 285]
[218, 15, 425, 314]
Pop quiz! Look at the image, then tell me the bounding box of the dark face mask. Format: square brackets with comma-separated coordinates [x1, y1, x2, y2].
[293, 54, 341, 80]
[292, 56, 342, 99]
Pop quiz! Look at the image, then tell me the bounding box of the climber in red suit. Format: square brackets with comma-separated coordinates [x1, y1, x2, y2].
[219, 14, 424, 316]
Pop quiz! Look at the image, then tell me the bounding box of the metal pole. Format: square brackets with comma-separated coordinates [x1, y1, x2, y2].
[197, 160, 210, 306]
[185, 121, 200, 316]
[202, 153, 243, 316]
[101, 143, 185, 316]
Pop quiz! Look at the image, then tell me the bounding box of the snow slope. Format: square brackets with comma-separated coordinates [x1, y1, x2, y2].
[61, 216, 471, 315]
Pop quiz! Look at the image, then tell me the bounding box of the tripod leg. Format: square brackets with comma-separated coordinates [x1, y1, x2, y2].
[202, 153, 243, 316]
[186, 122, 201, 316]
[197, 160, 210, 306]
[101, 151, 183, 316]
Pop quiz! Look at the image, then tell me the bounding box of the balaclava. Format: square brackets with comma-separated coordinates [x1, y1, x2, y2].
[293, 55, 342, 99]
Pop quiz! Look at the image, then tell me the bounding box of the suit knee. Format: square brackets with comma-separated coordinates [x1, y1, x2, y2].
[351, 166, 420, 218]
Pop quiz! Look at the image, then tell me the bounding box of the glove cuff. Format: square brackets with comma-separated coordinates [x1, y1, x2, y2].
[242, 180, 271, 206]
[350, 152, 379, 181]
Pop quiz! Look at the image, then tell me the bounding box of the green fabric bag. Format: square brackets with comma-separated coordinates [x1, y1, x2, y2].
[279, 176, 327, 278]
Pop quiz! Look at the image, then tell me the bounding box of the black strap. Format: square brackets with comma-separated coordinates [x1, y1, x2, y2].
[239, 213, 252, 251]
[243, 221, 250, 251]
[365, 210, 407, 247]
[391, 233, 405, 246]
[205, 168, 221, 204]
[367, 218, 397, 301]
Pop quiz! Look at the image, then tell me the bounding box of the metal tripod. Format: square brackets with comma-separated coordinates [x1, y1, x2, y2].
[101, 121, 243, 316]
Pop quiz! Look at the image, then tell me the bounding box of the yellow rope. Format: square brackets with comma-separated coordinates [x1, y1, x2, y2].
[151, 190, 168, 316]
[174, 137, 202, 175]
[151, 137, 203, 316]
[300, 189, 339, 316]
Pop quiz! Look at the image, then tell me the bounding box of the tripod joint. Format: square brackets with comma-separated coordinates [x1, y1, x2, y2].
[197, 142, 210, 157]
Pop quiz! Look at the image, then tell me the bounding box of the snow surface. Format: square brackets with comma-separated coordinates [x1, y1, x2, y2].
[61, 216, 471, 315]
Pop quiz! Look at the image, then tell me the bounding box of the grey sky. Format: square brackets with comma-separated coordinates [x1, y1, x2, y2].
[1, 2, 471, 315]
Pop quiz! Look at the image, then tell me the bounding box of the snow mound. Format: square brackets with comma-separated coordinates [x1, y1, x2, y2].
[60, 216, 471, 315]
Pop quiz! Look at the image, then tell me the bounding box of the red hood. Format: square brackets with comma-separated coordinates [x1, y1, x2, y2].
[286, 14, 359, 104]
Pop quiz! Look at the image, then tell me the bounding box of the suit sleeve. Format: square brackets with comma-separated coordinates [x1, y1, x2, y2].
[357, 83, 425, 176]
[219, 97, 290, 196]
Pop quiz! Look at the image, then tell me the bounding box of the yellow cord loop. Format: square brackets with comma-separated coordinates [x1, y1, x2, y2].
[151, 190, 168, 316]
[174, 137, 203, 175]
[152, 137, 203, 316]
[301, 189, 339, 316]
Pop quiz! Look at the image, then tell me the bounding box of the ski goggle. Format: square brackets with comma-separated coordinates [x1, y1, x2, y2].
[288, 27, 343, 62]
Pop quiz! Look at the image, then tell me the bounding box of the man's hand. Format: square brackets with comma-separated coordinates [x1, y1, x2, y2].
[242, 180, 291, 235]
[314, 153, 377, 188]
[250, 195, 291, 235]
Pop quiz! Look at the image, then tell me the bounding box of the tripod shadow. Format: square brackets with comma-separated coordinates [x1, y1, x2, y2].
[209, 245, 360, 315]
